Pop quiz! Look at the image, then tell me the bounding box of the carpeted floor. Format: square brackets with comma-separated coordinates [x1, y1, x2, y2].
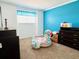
[20, 37, 79, 59]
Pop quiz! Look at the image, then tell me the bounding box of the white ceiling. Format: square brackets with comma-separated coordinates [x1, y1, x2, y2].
[0, 0, 77, 10]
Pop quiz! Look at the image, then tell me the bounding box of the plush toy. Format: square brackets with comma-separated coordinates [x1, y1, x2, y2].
[44, 29, 53, 37]
[32, 30, 52, 49]
[51, 32, 58, 43]
[32, 36, 40, 49]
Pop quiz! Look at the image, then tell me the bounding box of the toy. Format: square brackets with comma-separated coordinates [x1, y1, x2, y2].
[51, 32, 58, 43]
[32, 30, 52, 49]
[61, 22, 72, 28]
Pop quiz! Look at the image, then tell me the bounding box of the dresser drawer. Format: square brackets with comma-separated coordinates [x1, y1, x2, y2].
[60, 30, 79, 37]
[73, 38, 79, 42]
[72, 43, 79, 50]
[60, 30, 74, 35]
[60, 39, 74, 47]
[61, 37, 79, 42]
[60, 39, 79, 50]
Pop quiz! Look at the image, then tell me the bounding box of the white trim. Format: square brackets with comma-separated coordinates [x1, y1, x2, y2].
[45, 0, 78, 11]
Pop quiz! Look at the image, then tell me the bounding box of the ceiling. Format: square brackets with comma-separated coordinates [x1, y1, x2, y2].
[0, 0, 77, 10]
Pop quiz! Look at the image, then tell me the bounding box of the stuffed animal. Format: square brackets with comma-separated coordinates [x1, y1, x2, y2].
[50, 32, 58, 43]
[32, 30, 52, 49]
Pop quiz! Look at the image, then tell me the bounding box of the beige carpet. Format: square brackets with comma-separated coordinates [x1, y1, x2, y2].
[20, 37, 79, 59]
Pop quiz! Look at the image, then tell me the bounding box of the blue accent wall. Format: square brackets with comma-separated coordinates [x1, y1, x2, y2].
[44, 1, 79, 32]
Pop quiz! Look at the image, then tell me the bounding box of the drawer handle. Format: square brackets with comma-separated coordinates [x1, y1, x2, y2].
[74, 35, 78, 36]
[73, 44, 76, 46]
[73, 39, 78, 41]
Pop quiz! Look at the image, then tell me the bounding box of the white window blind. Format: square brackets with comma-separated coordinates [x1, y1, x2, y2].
[17, 10, 36, 23]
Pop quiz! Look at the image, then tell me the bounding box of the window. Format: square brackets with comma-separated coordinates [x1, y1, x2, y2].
[17, 10, 36, 23]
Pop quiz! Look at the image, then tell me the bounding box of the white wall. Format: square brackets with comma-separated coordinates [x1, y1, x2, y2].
[0, 2, 17, 29]
[36, 11, 43, 36]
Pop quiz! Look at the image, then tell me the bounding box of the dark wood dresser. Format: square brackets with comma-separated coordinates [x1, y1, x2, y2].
[58, 27, 79, 50]
[0, 30, 20, 59]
